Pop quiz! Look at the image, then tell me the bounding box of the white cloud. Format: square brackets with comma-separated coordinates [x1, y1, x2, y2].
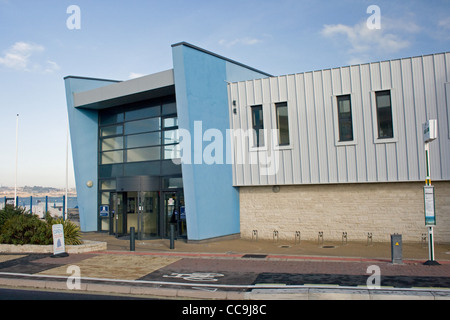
[128, 72, 146, 79]
[321, 17, 419, 64]
[0, 41, 59, 73]
[438, 17, 450, 29]
[218, 37, 262, 48]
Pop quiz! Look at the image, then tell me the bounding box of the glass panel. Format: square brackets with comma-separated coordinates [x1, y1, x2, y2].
[98, 164, 123, 178]
[100, 180, 116, 190]
[101, 125, 123, 137]
[163, 129, 179, 145]
[124, 161, 160, 176]
[101, 137, 123, 151]
[102, 150, 123, 164]
[163, 117, 178, 128]
[251, 105, 264, 147]
[376, 90, 393, 139]
[163, 177, 183, 189]
[125, 118, 161, 135]
[337, 95, 353, 142]
[162, 102, 177, 115]
[100, 112, 124, 126]
[125, 106, 160, 121]
[164, 144, 180, 160]
[161, 159, 182, 175]
[141, 191, 159, 237]
[126, 146, 161, 162]
[101, 192, 110, 205]
[126, 132, 161, 148]
[276, 102, 290, 145]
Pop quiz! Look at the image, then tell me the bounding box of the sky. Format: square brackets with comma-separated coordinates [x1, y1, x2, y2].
[0, 0, 449, 189]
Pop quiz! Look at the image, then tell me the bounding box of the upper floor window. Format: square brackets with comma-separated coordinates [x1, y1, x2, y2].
[251, 105, 264, 148]
[275, 102, 290, 146]
[375, 90, 393, 139]
[337, 95, 353, 142]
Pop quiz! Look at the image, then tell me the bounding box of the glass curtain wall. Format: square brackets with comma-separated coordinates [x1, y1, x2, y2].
[97, 98, 181, 235]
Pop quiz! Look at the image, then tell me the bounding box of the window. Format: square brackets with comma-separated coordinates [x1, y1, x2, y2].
[337, 95, 353, 142]
[275, 102, 290, 146]
[126, 146, 161, 163]
[375, 90, 393, 139]
[251, 105, 264, 147]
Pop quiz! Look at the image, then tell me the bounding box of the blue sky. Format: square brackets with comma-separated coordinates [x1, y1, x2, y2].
[0, 0, 449, 188]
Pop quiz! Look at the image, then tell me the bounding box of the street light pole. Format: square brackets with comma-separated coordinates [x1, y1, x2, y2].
[14, 114, 19, 207]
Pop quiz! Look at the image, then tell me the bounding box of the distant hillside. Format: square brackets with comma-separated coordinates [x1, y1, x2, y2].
[0, 186, 77, 197]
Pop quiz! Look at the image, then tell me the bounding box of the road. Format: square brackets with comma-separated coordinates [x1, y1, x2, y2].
[0, 287, 150, 300]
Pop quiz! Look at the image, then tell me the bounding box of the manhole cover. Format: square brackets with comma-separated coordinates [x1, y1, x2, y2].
[279, 245, 291, 248]
[321, 245, 336, 249]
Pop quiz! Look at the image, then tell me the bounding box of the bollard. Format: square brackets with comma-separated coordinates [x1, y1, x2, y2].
[170, 224, 175, 250]
[130, 227, 135, 252]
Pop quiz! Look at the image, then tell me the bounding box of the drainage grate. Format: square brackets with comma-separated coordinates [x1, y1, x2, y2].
[242, 254, 268, 259]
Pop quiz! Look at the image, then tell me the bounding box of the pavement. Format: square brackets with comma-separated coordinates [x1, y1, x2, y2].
[1, 232, 450, 300]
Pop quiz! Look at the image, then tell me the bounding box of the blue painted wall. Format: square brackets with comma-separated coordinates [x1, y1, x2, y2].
[172, 43, 269, 240]
[64, 77, 118, 232]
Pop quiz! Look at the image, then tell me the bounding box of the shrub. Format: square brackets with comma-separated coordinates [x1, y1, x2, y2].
[0, 210, 82, 246]
[0, 206, 28, 229]
[0, 214, 52, 245]
[46, 214, 82, 245]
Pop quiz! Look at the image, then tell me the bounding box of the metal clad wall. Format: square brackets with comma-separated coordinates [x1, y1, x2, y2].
[229, 52, 450, 186]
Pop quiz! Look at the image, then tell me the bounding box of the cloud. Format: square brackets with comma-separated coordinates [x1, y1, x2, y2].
[0, 41, 60, 73]
[438, 17, 450, 29]
[321, 17, 419, 64]
[128, 72, 146, 79]
[218, 37, 262, 48]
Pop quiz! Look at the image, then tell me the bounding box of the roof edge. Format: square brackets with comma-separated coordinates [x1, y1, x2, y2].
[171, 42, 273, 77]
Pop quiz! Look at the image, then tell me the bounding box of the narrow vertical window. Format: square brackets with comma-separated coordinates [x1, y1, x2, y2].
[251, 105, 264, 147]
[375, 90, 393, 139]
[337, 95, 353, 142]
[276, 102, 290, 146]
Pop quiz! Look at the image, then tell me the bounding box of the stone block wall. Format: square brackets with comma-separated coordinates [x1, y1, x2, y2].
[239, 182, 450, 243]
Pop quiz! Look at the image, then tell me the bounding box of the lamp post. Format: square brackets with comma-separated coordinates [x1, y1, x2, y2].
[14, 114, 19, 207]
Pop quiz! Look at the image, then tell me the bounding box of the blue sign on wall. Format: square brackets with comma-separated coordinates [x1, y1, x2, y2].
[100, 205, 109, 217]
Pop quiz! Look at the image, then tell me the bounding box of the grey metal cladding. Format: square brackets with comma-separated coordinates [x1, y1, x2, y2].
[228, 52, 450, 186]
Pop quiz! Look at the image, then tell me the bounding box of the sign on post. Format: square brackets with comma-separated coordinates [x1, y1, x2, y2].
[52, 224, 67, 257]
[424, 186, 436, 226]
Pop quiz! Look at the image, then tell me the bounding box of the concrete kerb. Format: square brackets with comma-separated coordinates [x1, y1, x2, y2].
[0, 240, 107, 254]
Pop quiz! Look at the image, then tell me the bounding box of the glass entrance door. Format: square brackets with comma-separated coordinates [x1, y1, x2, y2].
[111, 191, 159, 239]
[110, 193, 124, 236]
[163, 191, 186, 238]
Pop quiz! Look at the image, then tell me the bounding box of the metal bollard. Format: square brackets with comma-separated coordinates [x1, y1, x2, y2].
[170, 224, 175, 250]
[130, 227, 135, 252]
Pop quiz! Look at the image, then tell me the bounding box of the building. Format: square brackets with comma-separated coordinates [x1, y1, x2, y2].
[65, 43, 450, 243]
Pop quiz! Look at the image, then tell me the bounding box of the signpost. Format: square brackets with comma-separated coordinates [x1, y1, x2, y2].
[422, 120, 439, 266]
[51, 224, 69, 258]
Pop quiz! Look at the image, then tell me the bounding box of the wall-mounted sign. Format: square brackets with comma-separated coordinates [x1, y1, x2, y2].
[100, 205, 109, 217]
[424, 186, 436, 226]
